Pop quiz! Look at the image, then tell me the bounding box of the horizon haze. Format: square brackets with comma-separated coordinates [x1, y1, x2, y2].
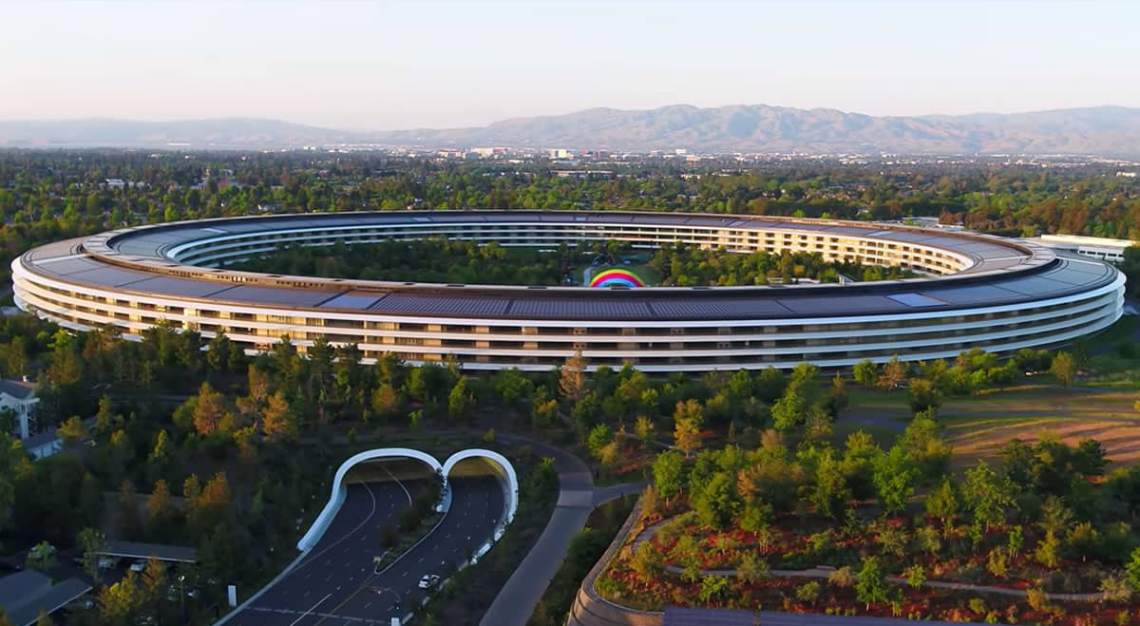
[3, 1, 1139, 131]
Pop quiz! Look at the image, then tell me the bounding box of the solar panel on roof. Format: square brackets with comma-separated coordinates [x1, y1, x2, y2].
[212, 285, 341, 307]
[125, 276, 233, 298]
[69, 266, 155, 287]
[650, 298, 792, 319]
[370, 293, 511, 317]
[319, 291, 385, 310]
[995, 276, 1080, 298]
[888, 293, 946, 308]
[918, 284, 1019, 305]
[508, 298, 654, 320]
[778, 295, 908, 315]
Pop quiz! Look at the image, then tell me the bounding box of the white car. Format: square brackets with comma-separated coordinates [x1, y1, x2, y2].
[130, 560, 146, 573]
[417, 574, 440, 590]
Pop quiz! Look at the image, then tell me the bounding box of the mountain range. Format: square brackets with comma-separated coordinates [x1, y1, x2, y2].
[3, 105, 1140, 156]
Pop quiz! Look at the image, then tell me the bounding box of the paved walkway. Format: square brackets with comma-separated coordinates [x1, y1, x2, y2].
[481, 436, 643, 626]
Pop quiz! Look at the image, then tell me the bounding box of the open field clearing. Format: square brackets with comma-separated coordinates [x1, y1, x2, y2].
[842, 385, 1140, 466]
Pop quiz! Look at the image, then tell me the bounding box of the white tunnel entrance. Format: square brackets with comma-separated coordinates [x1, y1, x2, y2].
[298, 448, 518, 552]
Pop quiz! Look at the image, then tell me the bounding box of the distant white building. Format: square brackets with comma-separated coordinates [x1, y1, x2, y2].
[1033, 234, 1137, 264]
[0, 378, 38, 440]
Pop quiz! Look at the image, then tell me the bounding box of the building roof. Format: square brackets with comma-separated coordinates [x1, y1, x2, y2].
[21, 430, 60, 451]
[98, 540, 198, 563]
[0, 570, 91, 626]
[0, 379, 36, 400]
[663, 607, 760, 626]
[18, 210, 1121, 322]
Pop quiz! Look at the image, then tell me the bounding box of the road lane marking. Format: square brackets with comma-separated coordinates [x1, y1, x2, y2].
[288, 592, 332, 626]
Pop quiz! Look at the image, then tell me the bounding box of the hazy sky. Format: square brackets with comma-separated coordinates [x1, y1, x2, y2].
[3, 1, 1138, 130]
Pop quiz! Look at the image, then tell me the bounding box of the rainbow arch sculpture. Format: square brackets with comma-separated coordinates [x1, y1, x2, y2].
[589, 267, 646, 288]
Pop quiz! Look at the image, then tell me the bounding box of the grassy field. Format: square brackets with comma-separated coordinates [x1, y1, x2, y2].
[840, 384, 1140, 467]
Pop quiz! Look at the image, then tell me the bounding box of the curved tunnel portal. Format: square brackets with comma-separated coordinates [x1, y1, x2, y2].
[298, 448, 519, 553]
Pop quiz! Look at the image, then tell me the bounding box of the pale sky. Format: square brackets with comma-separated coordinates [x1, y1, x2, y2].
[2, 0, 1138, 130]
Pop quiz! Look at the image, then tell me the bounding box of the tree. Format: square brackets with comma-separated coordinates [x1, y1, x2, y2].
[925, 478, 958, 529]
[99, 570, 144, 625]
[631, 541, 663, 579]
[1126, 547, 1140, 592]
[771, 390, 806, 431]
[493, 368, 533, 407]
[899, 409, 952, 480]
[94, 394, 115, 436]
[77, 527, 106, 582]
[853, 359, 878, 387]
[1035, 530, 1062, 568]
[692, 471, 739, 529]
[653, 451, 686, 503]
[873, 446, 917, 514]
[25, 541, 57, 571]
[904, 564, 926, 589]
[878, 356, 909, 390]
[1050, 351, 1077, 387]
[56, 415, 89, 445]
[34, 611, 53, 626]
[736, 552, 769, 583]
[907, 378, 941, 414]
[447, 376, 475, 422]
[558, 349, 587, 403]
[673, 416, 702, 458]
[141, 557, 167, 605]
[189, 382, 230, 436]
[633, 415, 655, 449]
[855, 556, 890, 609]
[147, 429, 171, 468]
[370, 383, 401, 419]
[145, 480, 175, 536]
[530, 387, 559, 429]
[962, 460, 1015, 533]
[586, 424, 614, 461]
[812, 449, 851, 519]
[698, 575, 729, 604]
[262, 390, 298, 442]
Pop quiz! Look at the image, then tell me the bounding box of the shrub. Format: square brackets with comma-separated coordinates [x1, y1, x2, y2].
[828, 566, 855, 589]
[904, 564, 925, 589]
[794, 581, 821, 604]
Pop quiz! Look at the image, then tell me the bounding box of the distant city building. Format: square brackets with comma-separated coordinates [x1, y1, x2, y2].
[547, 148, 574, 159]
[551, 170, 615, 179]
[1033, 234, 1137, 264]
[471, 147, 508, 157]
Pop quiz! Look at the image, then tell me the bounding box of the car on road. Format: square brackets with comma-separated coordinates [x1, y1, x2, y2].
[130, 560, 147, 573]
[417, 574, 440, 590]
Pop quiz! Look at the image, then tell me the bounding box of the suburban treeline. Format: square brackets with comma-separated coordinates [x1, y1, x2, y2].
[1, 151, 1139, 284]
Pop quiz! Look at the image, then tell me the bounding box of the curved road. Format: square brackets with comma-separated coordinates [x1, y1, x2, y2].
[224, 474, 503, 625]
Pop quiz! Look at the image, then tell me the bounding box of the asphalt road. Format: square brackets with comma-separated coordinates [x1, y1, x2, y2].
[225, 474, 503, 626]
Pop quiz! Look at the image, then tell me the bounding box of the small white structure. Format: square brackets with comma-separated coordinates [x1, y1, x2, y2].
[1033, 234, 1137, 264]
[0, 378, 38, 440]
[298, 447, 518, 552]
